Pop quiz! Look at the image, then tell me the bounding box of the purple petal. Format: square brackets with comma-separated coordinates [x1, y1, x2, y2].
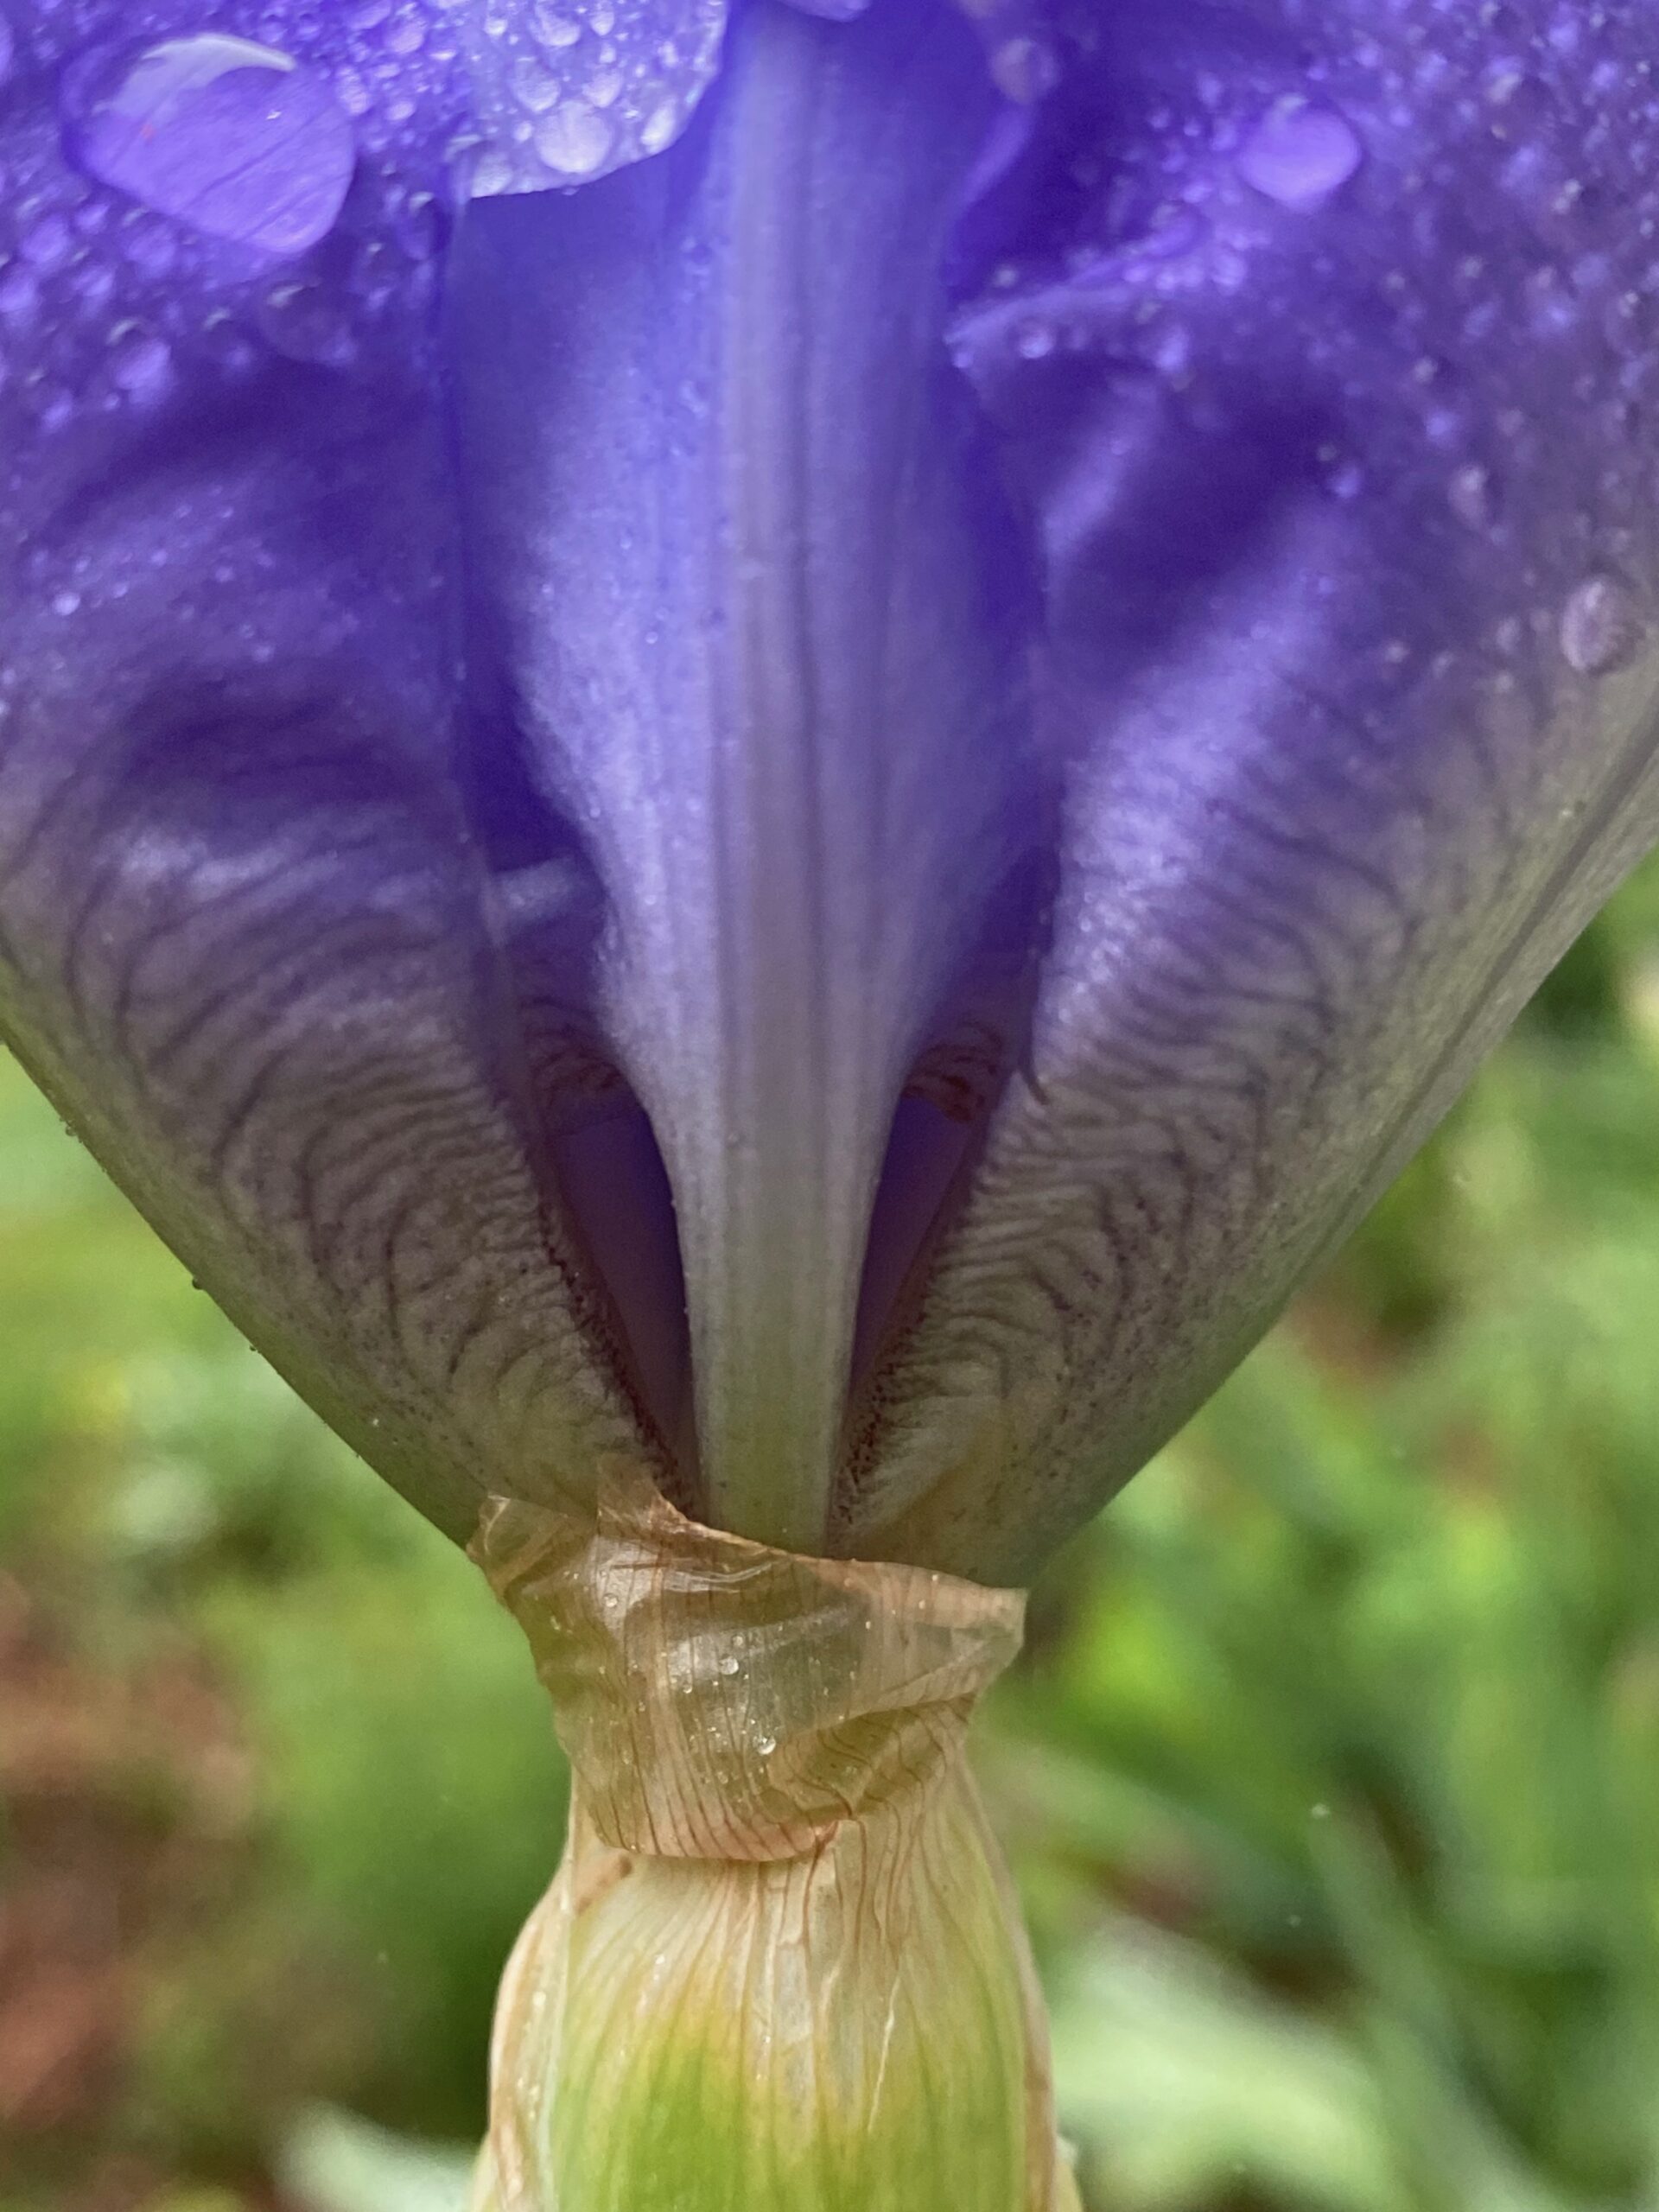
[452, 0, 1049, 1548]
[844, 0, 1659, 1579]
[0, 0, 653, 1536]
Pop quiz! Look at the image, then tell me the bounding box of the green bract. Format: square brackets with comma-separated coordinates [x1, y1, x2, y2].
[468, 1471, 1079, 2212]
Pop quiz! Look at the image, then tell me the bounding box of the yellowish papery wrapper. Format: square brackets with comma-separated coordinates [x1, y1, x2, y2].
[466, 1463, 1080, 2212]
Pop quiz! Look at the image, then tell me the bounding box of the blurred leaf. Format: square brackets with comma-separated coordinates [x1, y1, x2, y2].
[281, 2107, 474, 2212]
[1051, 1916, 1408, 2212]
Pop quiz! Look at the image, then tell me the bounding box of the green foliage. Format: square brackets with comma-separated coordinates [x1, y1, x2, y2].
[994, 866, 1659, 2210]
[0, 1080, 562, 2192]
[3, 858, 1659, 2209]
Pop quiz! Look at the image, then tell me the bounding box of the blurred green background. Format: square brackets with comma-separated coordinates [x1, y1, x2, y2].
[7, 857, 1659, 2212]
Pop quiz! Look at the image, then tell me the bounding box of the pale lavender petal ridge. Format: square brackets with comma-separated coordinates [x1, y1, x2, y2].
[454, 0, 1052, 1548]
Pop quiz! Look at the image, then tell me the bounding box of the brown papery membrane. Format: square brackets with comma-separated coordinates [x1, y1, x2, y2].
[467, 1464, 1080, 2212]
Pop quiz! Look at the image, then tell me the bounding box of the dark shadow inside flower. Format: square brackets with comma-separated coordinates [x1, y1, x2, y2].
[849, 841, 1056, 1412]
[456, 661, 696, 1484]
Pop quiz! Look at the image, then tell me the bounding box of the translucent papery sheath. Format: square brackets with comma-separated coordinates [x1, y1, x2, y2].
[2, 0, 1658, 1589]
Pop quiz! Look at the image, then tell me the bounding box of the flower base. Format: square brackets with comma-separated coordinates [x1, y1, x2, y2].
[467, 1466, 1077, 2212]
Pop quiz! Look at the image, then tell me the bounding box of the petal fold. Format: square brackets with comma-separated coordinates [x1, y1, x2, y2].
[453, 0, 1049, 1548]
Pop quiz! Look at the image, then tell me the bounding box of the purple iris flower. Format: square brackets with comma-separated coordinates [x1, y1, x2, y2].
[0, 0, 1656, 1593]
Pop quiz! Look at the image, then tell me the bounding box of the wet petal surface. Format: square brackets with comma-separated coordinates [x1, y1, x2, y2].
[847, 0, 1659, 1579]
[0, 0, 654, 1537]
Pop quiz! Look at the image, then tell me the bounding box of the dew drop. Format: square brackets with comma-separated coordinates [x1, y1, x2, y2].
[21, 212, 74, 273]
[511, 56, 561, 111]
[109, 323, 173, 398]
[1448, 462, 1497, 529]
[531, 9, 582, 49]
[640, 100, 679, 154]
[1483, 60, 1525, 108]
[780, 0, 873, 18]
[534, 100, 613, 175]
[989, 35, 1060, 105]
[0, 265, 41, 325]
[256, 280, 358, 368]
[1559, 574, 1643, 676]
[122, 218, 180, 280]
[1236, 96, 1363, 213]
[755, 1733, 777, 1756]
[61, 35, 357, 257]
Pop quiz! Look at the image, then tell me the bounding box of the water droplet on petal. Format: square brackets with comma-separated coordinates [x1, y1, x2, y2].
[61, 35, 357, 257]
[0, 265, 41, 326]
[109, 323, 174, 398]
[461, 0, 728, 193]
[780, 0, 873, 19]
[256, 280, 358, 367]
[640, 99, 680, 154]
[1448, 462, 1497, 529]
[1236, 96, 1363, 213]
[21, 212, 74, 272]
[1560, 574, 1643, 676]
[511, 55, 561, 111]
[534, 99, 613, 175]
[989, 35, 1060, 105]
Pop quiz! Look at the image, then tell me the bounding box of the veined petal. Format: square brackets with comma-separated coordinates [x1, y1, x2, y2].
[844, 0, 1659, 1580]
[0, 1, 652, 1536]
[454, 0, 1050, 1548]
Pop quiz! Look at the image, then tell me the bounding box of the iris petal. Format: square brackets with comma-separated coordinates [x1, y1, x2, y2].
[844, 0, 1659, 1580]
[0, 0, 652, 1537]
[452, 0, 1050, 1548]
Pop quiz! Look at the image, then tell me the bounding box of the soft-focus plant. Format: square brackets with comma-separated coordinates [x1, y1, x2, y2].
[1, 1, 1657, 2207]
